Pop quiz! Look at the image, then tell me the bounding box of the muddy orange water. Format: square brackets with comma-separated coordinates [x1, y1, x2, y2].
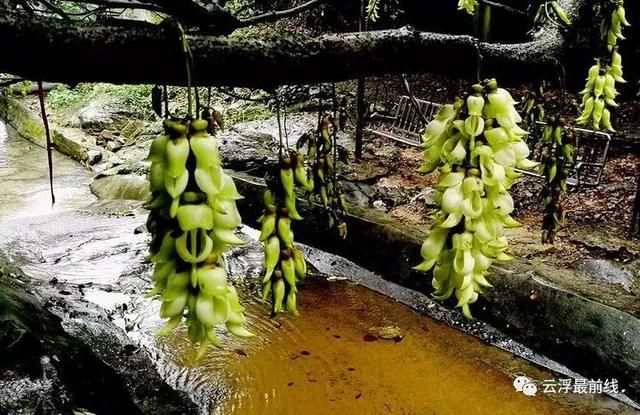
[161, 277, 628, 415]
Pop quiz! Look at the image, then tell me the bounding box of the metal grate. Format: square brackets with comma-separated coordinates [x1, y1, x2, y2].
[517, 121, 611, 188]
[366, 96, 442, 147]
[367, 101, 610, 188]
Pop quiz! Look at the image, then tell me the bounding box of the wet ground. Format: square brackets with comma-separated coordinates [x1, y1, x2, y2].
[0, 121, 95, 218]
[0, 121, 637, 414]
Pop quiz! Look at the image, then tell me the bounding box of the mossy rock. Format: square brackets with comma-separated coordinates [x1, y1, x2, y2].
[0, 94, 46, 147]
[90, 175, 150, 201]
[52, 129, 89, 162]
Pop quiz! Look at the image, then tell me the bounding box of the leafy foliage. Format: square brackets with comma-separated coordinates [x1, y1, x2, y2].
[94, 84, 154, 113]
[47, 83, 153, 114]
[46, 84, 94, 110]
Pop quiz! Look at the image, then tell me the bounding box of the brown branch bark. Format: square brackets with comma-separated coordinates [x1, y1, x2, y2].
[0, 0, 583, 88]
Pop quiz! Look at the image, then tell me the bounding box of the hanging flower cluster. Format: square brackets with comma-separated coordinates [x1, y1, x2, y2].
[296, 114, 348, 238]
[145, 117, 252, 356]
[457, 0, 479, 15]
[258, 154, 310, 316]
[538, 118, 575, 243]
[577, 1, 630, 131]
[415, 79, 537, 318]
[521, 84, 546, 129]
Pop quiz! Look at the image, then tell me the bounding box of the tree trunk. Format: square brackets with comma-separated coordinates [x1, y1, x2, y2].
[0, 1, 583, 88]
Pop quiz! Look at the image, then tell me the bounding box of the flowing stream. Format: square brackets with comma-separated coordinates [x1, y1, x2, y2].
[0, 120, 635, 414]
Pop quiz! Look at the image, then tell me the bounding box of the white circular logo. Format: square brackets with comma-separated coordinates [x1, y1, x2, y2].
[513, 376, 531, 392]
[522, 382, 538, 396]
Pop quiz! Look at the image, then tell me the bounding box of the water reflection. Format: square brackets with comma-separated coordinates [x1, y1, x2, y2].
[158, 276, 626, 415]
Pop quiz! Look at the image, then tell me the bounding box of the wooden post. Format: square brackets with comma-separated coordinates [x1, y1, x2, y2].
[355, 77, 365, 160]
[631, 171, 640, 235]
[354, 0, 367, 161]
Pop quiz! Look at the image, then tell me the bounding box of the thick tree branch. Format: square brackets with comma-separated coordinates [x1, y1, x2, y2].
[238, 0, 326, 27]
[0, 0, 582, 88]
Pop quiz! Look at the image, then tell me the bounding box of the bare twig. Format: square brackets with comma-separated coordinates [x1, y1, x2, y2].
[58, 0, 164, 14]
[478, 0, 525, 16]
[135, 0, 239, 33]
[239, 0, 326, 26]
[37, 81, 55, 206]
[38, 0, 71, 19]
[53, 0, 238, 34]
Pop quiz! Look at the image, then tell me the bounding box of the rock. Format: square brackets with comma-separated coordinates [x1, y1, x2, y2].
[133, 224, 147, 234]
[419, 188, 440, 207]
[97, 136, 153, 177]
[87, 150, 102, 166]
[569, 227, 640, 262]
[217, 128, 278, 174]
[504, 226, 556, 259]
[90, 175, 150, 201]
[106, 140, 123, 152]
[372, 200, 387, 211]
[100, 129, 116, 142]
[0, 94, 46, 148]
[373, 177, 414, 207]
[340, 181, 375, 207]
[367, 326, 404, 342]
[575, 259, 635, 293]
[78, 98, 118, 131]
[75, 93, 145, 137]
[52, 128, 94, 162]
[96, 131, 112, 148]
[0, 278, 197, 414]
[141, 121, 164, 136]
